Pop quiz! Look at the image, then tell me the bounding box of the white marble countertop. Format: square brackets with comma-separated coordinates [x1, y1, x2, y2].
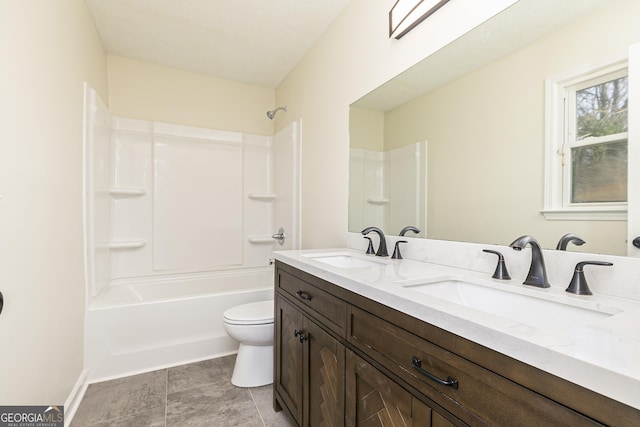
[274, 248, 640, 410]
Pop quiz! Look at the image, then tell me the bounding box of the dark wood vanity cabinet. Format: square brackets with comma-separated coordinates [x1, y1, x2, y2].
[274, 261, 640, 427]
[348, 306, 599, 426]
[346, 350, 454, 427]
[275, 276, 345, 426]
[275, 296, 304, 423]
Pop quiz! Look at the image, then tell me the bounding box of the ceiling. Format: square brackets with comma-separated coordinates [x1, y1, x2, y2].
[86, 0, 351, 89]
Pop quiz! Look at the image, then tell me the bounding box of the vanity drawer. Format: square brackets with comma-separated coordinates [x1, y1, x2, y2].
[277, 268, 347, 336]
[348, 306, 601, 426]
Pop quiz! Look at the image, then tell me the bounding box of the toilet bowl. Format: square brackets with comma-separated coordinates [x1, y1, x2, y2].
[223, 299, 274, 387]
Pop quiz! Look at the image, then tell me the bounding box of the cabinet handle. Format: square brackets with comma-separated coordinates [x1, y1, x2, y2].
[411, 357, 459, 390]
[294, 329, 308, 343]
[295, 290, 312, 301]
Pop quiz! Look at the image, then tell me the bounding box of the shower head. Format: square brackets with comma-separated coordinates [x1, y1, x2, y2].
[266, 106, 287, 120]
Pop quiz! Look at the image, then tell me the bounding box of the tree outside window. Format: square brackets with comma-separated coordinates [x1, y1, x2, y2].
[570, 75, 628, 204]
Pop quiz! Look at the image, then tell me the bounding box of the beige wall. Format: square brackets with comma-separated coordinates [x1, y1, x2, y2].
[275, 0, 518, 248]
[0, 0, 107, 404]
[383, 0, 639, 255]
[349, 107, 384, 151]
[108, 56, 275, 136]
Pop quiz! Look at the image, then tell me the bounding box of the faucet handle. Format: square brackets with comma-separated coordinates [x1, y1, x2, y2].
[566, 261, 613, 295]
[482, 249, 511, 280]
[364, 236, 375, 255]
[391, 240, 408, 259]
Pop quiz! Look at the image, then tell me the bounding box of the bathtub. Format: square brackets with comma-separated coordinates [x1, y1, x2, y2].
[85, 267, 274, 381]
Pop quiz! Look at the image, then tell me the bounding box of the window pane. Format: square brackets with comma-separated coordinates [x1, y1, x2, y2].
[571, 140, 627, 203]
[576, 76, 628, 140]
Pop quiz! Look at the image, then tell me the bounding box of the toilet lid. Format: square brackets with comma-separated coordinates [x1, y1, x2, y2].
[223, 300, 274, 325]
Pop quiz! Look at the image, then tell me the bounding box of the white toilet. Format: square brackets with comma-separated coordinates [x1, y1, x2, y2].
[223, 299, 274, 387]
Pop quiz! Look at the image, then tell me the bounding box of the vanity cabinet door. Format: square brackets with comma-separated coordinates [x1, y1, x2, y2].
[276, 294, 346, 427]
[307, 317, 345, 426]
[345, 350, 455, 427]
[275, 296, 304, 425]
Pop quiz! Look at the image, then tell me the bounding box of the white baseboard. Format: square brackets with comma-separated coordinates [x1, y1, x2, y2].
[64, 369, 89, 427]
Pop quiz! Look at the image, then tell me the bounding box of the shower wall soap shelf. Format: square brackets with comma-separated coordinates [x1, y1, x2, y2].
[108, 187, 146, 198]
[366, 197, 390, 205]
[248, 193, 276, 201]
[108, 240, 146, 250]
[104, 188, 147, 250]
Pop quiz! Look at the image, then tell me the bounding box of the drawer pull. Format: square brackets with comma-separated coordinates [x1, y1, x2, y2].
[412, 357, 459, 390]
[299, 334, 308, 343]
[295, 290, 313, 301]
[294, 329, 302, 337]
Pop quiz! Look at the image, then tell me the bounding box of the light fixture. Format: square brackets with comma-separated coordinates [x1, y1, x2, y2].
[389, 0, 450, 39]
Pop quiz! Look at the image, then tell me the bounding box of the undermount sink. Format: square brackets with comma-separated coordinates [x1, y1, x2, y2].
[302, 252, 385, 269]
[400, 276, 622, 333]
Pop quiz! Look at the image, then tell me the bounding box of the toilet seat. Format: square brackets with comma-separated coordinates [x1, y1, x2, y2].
[223, 300, 274, 325]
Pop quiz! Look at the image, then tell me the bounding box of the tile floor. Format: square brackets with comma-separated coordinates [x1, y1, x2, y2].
[70, 355, 295, 427]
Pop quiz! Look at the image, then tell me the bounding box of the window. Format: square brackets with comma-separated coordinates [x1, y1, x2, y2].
[544, 54, 628, 220]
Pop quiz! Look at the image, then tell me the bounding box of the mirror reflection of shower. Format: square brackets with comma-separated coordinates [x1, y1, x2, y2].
[266, 105, 287, 120]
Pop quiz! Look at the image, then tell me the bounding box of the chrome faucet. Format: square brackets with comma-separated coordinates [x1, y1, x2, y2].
[509, 235, 550, 288]
[361, 227, 388, 257]
[556, 233, 585, 251]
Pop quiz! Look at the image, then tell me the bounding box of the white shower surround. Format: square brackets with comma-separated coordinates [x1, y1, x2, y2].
[349, 142, 427, 235]
[83, 85, 300, 381]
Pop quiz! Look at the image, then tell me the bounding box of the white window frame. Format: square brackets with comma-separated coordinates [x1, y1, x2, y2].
[543, 52, 628, 221]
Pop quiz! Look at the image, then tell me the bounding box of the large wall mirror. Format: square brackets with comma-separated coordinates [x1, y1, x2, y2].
[349, 0, 640, 256]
